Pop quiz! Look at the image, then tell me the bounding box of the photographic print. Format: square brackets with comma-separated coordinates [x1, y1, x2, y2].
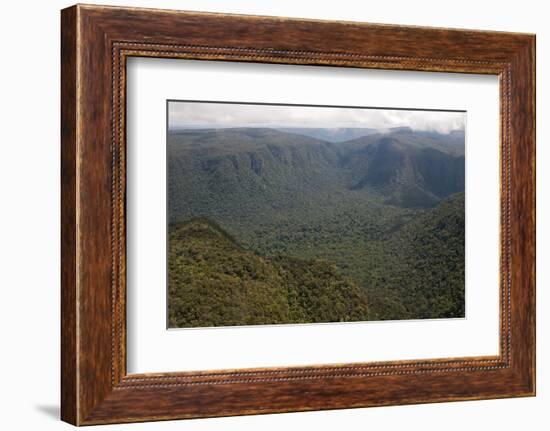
[167, 101, 465, 329]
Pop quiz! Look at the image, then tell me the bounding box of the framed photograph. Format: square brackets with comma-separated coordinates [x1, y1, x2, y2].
[61, 4, 536, 425]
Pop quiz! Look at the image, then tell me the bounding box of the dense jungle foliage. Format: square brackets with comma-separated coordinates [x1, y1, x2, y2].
[167, 127, 465, 327]
[168, 218, 370, 327]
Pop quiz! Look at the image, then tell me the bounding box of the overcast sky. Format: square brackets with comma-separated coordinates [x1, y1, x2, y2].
[168, 101, 465, 134]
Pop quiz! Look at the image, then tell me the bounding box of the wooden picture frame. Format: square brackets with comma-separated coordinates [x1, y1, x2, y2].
[61, 4, 535, 426]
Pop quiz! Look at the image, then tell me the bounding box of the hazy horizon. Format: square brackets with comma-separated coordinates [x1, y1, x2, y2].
[168, 101, 466, 135]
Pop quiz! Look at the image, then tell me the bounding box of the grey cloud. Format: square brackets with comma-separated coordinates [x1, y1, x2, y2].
[168, 101, 465, 134]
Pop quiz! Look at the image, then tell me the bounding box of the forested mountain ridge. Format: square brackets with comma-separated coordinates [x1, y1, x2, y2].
[168, 218, 370, 328]
[276, 127, 378, 142]
[168, 128, 343, 223]
[341, 136, 465, 207]
[168, 127, 465, 221]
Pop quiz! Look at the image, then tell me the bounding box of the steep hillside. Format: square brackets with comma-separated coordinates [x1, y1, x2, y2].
[168, 218, 370, 328]
[168, 127, 465, 220]
[168, 128, 344, 223]
[342, 136, 464, 208]
[362, 192, 465, 320]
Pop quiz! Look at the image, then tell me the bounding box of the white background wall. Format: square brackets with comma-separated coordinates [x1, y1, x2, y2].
[0, 0, 546, 429]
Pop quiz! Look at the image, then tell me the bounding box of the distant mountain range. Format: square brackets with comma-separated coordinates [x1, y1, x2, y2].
[276, 127, 379, 142]
[167, 127, 464, 222]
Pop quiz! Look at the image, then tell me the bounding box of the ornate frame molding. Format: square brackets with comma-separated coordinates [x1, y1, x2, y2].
[61, 5, 535, 425]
